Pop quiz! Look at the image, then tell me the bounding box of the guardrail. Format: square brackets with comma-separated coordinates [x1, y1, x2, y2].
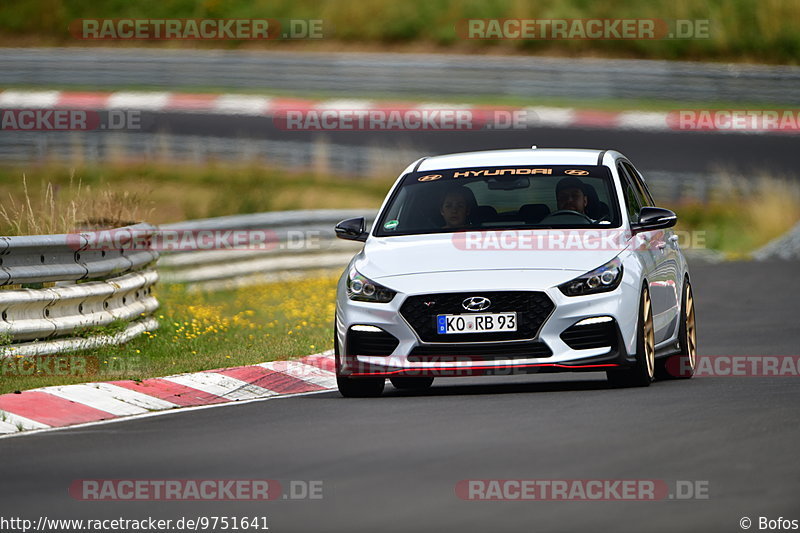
[3, 47, 800, 104]
[0, 211, 376, 356]
[157, 210, 375, 291]
[754, 220, 800, 261]
[0, 224, 159, 356]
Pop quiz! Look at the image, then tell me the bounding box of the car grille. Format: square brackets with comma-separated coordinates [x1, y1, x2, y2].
[347, 327, 399, 356]
[408, 341, 552, 362]
[560, 320, 618, 350]
[399, 291, 554, 343]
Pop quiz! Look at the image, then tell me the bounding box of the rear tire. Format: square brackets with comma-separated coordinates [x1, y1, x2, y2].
[390, 377, 434, 390]
[607, 286, 655, 388]
[656, 280, 697, 380]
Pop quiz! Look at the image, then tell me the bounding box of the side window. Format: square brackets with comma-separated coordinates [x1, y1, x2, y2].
[623, 162, 655, 207]
[617, 163, 641, 224]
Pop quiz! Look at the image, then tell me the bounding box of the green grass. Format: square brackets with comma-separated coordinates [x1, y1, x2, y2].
[0, 163, 392, 234]
[72, 319, 128, 338]
[0, 273, 339, 394]
[1, 0, 799, 64]
[672, 174, 800, 257]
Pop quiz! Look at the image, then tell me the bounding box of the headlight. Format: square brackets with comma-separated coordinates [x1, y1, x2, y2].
[347, 268, 396, 303]
[558, 257, 623, 296]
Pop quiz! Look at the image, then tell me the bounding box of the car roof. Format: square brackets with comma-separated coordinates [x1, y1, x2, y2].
[416, 148, 609, 171]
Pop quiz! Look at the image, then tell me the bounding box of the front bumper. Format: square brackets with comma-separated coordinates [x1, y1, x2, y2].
[335, 274, 639, 378]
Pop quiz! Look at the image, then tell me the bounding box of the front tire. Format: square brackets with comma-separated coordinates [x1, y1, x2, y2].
[334, 320, 385, 397]
[656, 280, 697, 380]
[607, 286, 655, 388]
[337, 376, 385, 397]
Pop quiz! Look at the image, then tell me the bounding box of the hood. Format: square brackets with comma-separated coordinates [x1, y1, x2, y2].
[356, 231, 628, 281]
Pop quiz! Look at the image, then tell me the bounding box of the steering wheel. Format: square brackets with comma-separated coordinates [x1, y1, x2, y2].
[541, 209, 594, 223]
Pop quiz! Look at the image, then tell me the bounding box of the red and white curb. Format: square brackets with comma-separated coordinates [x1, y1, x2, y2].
[0, 351, 336, 437]
[1, 89, 674, 132]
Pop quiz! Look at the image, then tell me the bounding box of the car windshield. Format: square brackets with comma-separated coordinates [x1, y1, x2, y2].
[374, 165, 622, 236]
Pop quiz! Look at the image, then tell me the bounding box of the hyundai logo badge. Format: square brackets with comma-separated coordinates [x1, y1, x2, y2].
[462, 296, 491, 312]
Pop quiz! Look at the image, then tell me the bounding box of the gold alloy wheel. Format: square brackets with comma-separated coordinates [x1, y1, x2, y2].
[643, 289, 655, 379]
[685, 284, 697, 370]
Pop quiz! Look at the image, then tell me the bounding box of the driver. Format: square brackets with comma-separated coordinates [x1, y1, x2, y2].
[555, 177, 588, 214]
[440, 186, 473, 228]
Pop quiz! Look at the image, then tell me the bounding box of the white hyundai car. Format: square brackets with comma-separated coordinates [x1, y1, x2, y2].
[333, 148, 697, 397]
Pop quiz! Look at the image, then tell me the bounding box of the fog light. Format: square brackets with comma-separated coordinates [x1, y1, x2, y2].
[351, 324, 383, 332]
[575, 316, 614, 326]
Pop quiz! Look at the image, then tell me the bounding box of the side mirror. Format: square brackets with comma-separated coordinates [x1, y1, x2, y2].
[632, 207, 678, 233]
[335, 217, 369, 242]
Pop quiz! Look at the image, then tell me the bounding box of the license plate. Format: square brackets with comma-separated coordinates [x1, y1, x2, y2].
[436, 312, 517, 334]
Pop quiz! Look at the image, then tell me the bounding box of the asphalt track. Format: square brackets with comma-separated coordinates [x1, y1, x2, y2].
[141, 111, 800, 175]
[0, 259, 798, 533]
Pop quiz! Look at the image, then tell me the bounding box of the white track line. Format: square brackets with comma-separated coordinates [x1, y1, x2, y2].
[0, 411, 49, 433]
[92, 383, 178, 411]
[214, 94, 272, 115]
[526, 106, 576, 127]
[106, 91, 170, 110]
[262, 361, 337, 389]
[163, 372, 278, 401]
[617, 111, 670, 131]
[0, 354, 336, 438]
[40, 384, 149, 416]
[0, 389, 334, 440]
[0, 90, 61, 108]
